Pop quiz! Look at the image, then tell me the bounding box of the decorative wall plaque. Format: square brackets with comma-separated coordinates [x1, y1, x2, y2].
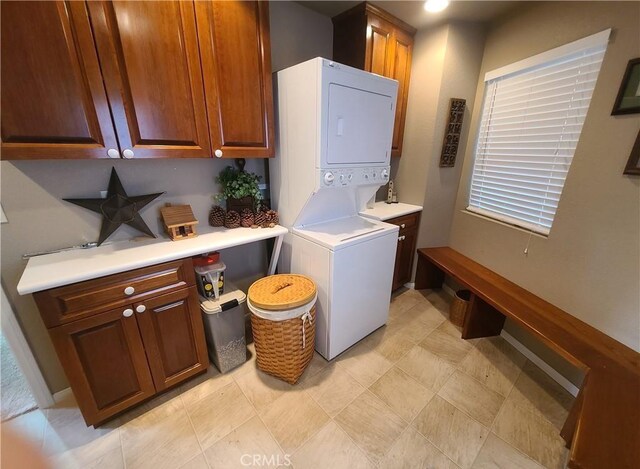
[439, 98, 466, 167]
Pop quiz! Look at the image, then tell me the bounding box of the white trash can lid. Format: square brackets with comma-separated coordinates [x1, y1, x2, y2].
[201, 288, 246, 315]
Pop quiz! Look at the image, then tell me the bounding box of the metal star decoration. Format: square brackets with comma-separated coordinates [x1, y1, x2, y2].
[65, 167, 164, 246]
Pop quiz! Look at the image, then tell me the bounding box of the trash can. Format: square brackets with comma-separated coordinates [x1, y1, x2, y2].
[200, 287, 247, 373]
[449, 290, 471, 327]
[247, 274, 317, 384]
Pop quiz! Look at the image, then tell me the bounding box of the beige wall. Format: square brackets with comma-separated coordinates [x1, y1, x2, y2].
[449, 1, 640, 353]
[269, 0, 333, 72]
[389, 22, 486, 249]
[0, 1, 333, 394]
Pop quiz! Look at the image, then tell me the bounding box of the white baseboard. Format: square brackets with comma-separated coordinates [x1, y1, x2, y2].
[500, 330, 579, 397]
[403, 282, 416, 290]
[53, 387, 73, 404]
[429, 284, 579, 397]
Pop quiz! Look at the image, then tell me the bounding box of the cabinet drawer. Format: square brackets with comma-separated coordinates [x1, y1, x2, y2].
[387, 212, 420, 234]
[35, 259, 195, 328]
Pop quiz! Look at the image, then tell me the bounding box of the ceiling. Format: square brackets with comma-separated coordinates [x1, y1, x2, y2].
[296, 1, 527, 29]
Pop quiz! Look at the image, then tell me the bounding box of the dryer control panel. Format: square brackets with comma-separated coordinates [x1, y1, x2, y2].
[319, 167, 390, 188]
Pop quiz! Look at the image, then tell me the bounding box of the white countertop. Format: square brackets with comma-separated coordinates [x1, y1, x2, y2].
[17, 225, 288, 295]
[359, 202, 422, 221]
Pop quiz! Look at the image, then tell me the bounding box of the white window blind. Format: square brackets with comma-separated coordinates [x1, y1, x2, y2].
[468, 30, 610, 235]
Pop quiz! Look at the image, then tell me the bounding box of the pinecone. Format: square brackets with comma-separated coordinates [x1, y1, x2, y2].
[209, 205, 226, 227]
[240, 208, 254, 228]
[224, 210, 241, 229]
[265, 210, 279, 226]
[254, 210, 267, 227]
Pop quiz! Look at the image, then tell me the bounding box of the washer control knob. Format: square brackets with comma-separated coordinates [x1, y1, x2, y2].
[372, 172, 377, 179]
[324, 172, 335, 185]
[381, 169, 389, 180]
[339, 174, 345, 183]
[348, 173, 353, 181]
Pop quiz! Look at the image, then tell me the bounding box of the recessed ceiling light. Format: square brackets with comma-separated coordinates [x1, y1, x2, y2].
[424, 0, 450, 13]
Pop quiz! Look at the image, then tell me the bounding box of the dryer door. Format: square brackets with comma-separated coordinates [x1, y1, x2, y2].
[325, 83, 395, 166]
[320, 61, 398, 169]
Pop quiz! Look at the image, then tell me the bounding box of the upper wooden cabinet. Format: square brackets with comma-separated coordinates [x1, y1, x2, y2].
[0, 0, 274, 160]
[0, 1, 118, 159]
[87, 1, 211, 159]
[195, 1, 275, 158]
[333, 3, 416, 158]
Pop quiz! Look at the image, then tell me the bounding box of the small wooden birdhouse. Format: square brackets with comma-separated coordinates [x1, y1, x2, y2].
[160, 204, 198, 241]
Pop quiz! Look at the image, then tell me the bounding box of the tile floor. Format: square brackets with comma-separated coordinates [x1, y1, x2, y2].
[3, 289, 575, 469]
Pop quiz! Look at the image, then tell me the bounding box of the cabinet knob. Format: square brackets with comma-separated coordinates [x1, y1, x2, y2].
[107, 148, 120, 159]
[123, 308, 133, 318]
[124, 286, 135, 296]
[400, 223, 406, 229]
[135, 304, 146, 314]
[398, 235, 405, 241]
[214, 149, 223, 158]
[122, 149, 134, 159]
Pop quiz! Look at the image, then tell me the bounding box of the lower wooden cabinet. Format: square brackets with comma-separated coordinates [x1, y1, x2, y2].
[135, 287, 208, 391]
[38, 260, 208, 426]
[387, 211, 421, 291]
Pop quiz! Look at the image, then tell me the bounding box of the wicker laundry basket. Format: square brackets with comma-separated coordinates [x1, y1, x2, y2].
[248, 274, 317, 384]
[450, 290, 471, 327]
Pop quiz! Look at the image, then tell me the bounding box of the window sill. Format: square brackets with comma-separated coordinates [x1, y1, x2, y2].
[461, 209, 549, 239]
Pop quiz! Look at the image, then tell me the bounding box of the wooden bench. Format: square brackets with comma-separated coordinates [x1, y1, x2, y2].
[415, 247, 640, 469]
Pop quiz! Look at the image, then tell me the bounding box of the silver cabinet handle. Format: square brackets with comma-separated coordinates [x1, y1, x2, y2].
[400, 223, 406, 229]
[123, 308, 133, 318]
[214, 149, 223, 158]
[107, 148, 120, 159]
[135, 305, 146, 313]
[124, 286, 135, 296]
[398, 235, 406, 241]
[122, 149, 134, 159]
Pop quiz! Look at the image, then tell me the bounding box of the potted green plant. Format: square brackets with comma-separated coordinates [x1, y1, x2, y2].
[215, 165, 263, 213]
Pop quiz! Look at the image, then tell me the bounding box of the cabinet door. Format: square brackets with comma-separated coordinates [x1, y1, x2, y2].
[0, 1, 118, 160]
[395, 228, 418, 289]
[196, 0, 275, 158]
[136, 287, 208, 391]
[87, 1, 211, 159]
[389, 32, 413, 158]
[49, 306, 155, 426]
[364, 16, 394, 76]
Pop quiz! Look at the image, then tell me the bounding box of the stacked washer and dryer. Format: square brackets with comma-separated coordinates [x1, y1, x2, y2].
[270, 58, 399, 360]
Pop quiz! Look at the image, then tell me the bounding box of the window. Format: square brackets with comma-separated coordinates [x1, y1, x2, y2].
[468, 30, 610, 235]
